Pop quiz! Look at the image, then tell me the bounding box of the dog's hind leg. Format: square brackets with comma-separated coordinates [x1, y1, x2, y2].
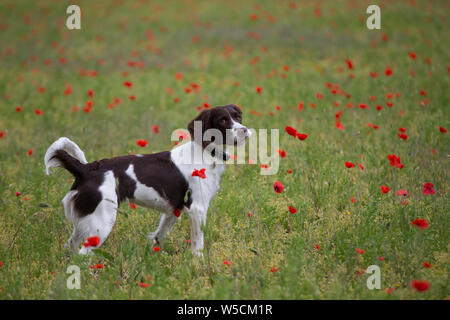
[148, 213, 178, 245]
[76, 171, 118, 255]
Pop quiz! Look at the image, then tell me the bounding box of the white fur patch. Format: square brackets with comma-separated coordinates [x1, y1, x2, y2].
[44, 137, 88, 175]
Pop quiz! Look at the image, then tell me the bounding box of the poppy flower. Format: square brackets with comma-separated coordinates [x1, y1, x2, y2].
[223, 260, 231, 266]
[440, 126, 447, 133]
[288, 206, 297, 214]
[273, 181, 284, 193]
[396, 189, 409, 197]
[152, 125, 159, 134]
[0, 131, 4, 139]
[136, 139, 147, 147]
[123, 81, 133, 88]
[83, 236, 100, 248]
[358, 163, 365, 170]
[345, 161, 355, 168]
[387, 154, 404, 169]
[297, 133, 308, 141]
[173, 209, 181, 217]
[129, 203, 137, 209]
[34, 109, 43, 115]
[95, 264, 103, 269]
[423, 262, 432, 268]
[315, 244, 321, 250]
[422, 183, 435, 195]
[153, 246, 160, 252]
[408, 52, 417, 60]
[411, 280, 429, 292]
[192, 168, 206, 179]
[377, 257, 385, 261]
[87, 89, 94, 97]
[359, 103, 368, 109]
[15, 191, 21, 197]
[138, 282, 150, 288]
[27, 149, 33, 156]
[356, 248, 365, 254]
[270, 267, 280, 273]
[385, 67, 393, 76]
[278, 149, 286, 158]
[380, 185, 391, 194]
[350, 197, 356, 203]
[398, 133, 408, 140]
[285, 126, 297, 137]
[345, 59, 354, 70]
[411, 219, 429, 229]
[255, 86, 262, 93]
[16, 106, 22, 112]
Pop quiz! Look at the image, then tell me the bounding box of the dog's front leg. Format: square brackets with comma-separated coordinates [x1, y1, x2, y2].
[187, 205, 207, 257]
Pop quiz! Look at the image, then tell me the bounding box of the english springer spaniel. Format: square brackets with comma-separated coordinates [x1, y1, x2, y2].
[44, 104, 250, 256]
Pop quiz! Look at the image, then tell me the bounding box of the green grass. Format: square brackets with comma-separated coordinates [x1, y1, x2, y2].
[0, 0, 448, 299]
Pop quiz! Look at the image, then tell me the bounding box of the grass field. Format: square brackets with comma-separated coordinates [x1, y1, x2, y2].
[0, 0, 448, 299]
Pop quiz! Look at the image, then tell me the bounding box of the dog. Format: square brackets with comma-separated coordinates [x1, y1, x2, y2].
[44, 104, 250, 256]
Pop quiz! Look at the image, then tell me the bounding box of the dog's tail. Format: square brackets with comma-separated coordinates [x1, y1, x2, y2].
[44, 137, 88, 178]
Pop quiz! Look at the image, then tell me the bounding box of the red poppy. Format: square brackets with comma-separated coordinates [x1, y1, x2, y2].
[285, 126, 297, 137]
[356, 248, 365, 254]
[153, 246, 160, 252]
[345, 59, 354, 70]
[192, 168, 206, 179]
[408, 52, 417, 60]
[288, 206, 297, 214]
[87, 89, 94, 97]
[359, 103, 368, 109]
[411, 280, 429, 292]
[0, 131, 4, 139]
[350, 197, 356, 203]
[385, 67, 393, 76]
[34, 109, 43, 115]
[273, 181, 284, 193]
[152, 125, 159, 134]
[411, 219, 429, 229]
[255, 86, 262, 93]
[83, 236, 100, 248]
[15, 191, 21, 197]
[345, 161, 355, 168]
[16, 106, 22, 112]
[315, 244, 321, 250]
[396, 189, 409, 197]
[136, 139, 147, 147]
[440, 126, 447, 133]
[173, 209, 181, 217]
[398, 127, 407, 133]
[138, 282, 150, 288]
[358, 163, 365, 170]
[278, 149, 286, 158]
[422, 183, 435, 195]
[297, 133, 308, 141]
[27, 149, 33, 156]
[270, 267, 280, 273]
[398, 133, 408, 141]
[223, 260, 231, 266]
[123, 81, 133, 88]
[129, 203, 137, 209]
[380, 185, 391, 194]
[423, 262, 432, 268]
[387, 154, 404, 169]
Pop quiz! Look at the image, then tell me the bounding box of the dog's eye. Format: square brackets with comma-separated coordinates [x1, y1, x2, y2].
[220, 118, 227, 124]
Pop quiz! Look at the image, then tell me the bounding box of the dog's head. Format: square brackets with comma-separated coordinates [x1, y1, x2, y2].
[187, 104, 250, 147]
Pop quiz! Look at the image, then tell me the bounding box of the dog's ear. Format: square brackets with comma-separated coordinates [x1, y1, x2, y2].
[225, 104, 241, 115]
[188, 109, 212, 143]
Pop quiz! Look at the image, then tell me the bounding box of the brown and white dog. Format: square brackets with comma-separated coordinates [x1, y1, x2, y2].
[44, 104, 250, 256]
